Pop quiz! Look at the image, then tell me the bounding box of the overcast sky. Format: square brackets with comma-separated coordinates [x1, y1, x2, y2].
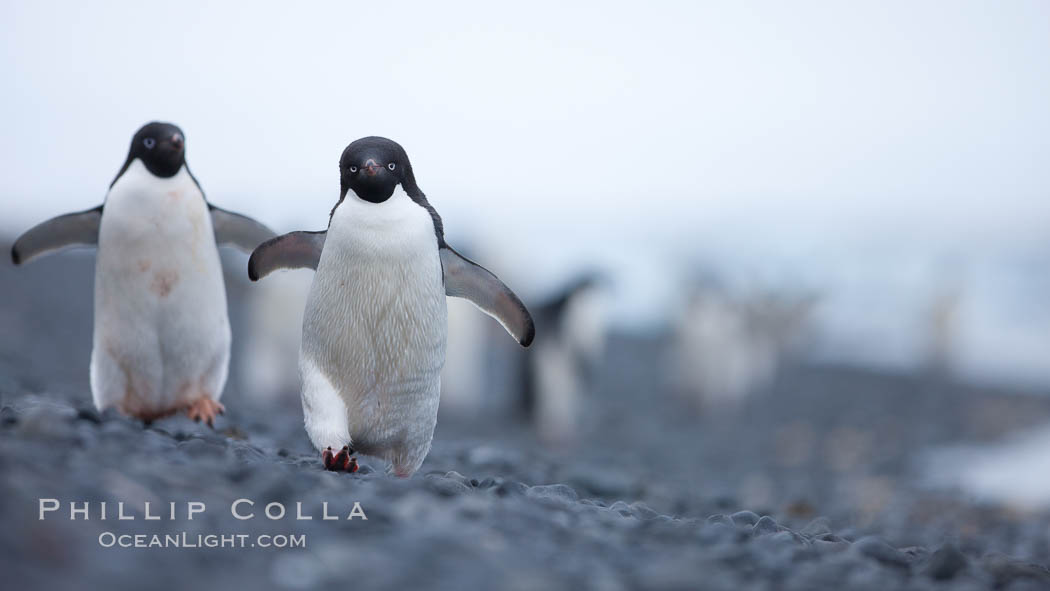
[2, 1, 1047, 244]
[2, 1, 1049, 381]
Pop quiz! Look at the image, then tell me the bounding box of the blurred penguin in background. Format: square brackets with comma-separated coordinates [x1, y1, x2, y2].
[441, 296, 492, 416]
[238, 268, 314, 410]
[520, 272, 609, 446]
[443, 268, 610, 445]
[440, 242, 501, 418]
[921, 260, 966, 379]
[670, 276, 816, 412]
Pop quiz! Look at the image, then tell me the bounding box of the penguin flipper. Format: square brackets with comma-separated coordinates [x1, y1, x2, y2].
[209, 205, 277, 253]
[247, 231, 326, 281]
[440, 245, 535, 347]
[11, 205, 103, 265]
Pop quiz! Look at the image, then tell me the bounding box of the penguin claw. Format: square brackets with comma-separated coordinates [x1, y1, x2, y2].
[322, 445, 358, 472]
[184, 397, 225, 428]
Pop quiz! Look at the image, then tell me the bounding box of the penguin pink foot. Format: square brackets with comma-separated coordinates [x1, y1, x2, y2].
[184, 397, 225, 428]
[322, 445, 358, 472]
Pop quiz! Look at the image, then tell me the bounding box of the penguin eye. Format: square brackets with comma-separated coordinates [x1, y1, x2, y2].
[387, 162, 396, 171]
[143, 138, 156, 149]
[349, 166, 358, 173]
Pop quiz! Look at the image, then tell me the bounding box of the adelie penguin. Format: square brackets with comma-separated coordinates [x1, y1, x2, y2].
[248, 136, 534, 476]
[11, 122, 276, 426]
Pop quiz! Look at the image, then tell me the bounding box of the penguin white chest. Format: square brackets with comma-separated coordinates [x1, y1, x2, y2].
[90, 160, 230, 416]
[301, 186, 447, 465]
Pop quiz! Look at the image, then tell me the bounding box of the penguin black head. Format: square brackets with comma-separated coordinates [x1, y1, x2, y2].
[111, 122, 186, 186]
[331, 136, 444, 242]
[339, 136, 421, 204]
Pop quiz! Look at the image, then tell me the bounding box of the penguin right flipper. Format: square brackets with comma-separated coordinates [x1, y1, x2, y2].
[209, 204, 277, 253]
[11, 205, 103, 265]
[440, 245, 535, 347]
[247, 230, 326, 281]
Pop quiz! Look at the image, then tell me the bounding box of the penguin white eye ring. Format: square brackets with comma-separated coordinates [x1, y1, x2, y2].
[349, 165, 358, 173]
[387, 162, 396, 171]
[143, 137, 156, 149]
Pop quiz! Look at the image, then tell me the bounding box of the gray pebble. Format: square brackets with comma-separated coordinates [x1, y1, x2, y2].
[922, 543, 968, 580]
[527, 484, 579, 504]
[75, 406, 101, 424]
[767, 530, 802, 547]
[566, 466, 634, 498]
[140, 429, 176, 451]
[706, 513, 732, 525]
[852, 536, 910, 568]
[424, 474, 471, 497]
[1004, 580, 1050, 591]
[440, 470, 473, 487]
[801, 517, 831, 537]
[177, 437, 226, 458]
[0, 405, 18, 426]
[230, 442, 266, 463]
[493, 481, 527, 497]
[14, 404, 77, 440]
[753, 515, 779, 536]
[477, 476, 501, 489]
[813, 539, 851, 555]
[98, 408, 126, 422]
[731, 510, 760, 526]
[629, 502, 659, 520]
[100, 417, 140, 437]
[900, 546, 929, 562]
[982, 553, 1050, 587]
[697, 521, 739, 545]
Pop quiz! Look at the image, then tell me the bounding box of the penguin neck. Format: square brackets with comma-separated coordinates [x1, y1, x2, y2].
[109, 160, 195, 193]
[328, 185, 439, 254]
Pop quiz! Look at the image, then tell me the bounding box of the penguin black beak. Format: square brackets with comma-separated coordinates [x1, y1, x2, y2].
[363, 158, 381, 177]
[170, 134, 184, 151]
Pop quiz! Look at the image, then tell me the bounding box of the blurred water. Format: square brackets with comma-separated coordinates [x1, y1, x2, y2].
[923, 423, 1050, 510]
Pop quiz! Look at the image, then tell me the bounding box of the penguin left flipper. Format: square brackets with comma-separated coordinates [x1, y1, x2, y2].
[247, 230, 327, 281]
[11, 205, 103, 265]
[208, 205, 277, 253]
[440, 245, 535, 347]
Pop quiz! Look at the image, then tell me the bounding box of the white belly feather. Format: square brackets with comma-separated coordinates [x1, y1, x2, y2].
[90, 160, 230, 417]
[300, 186, 447, 473]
